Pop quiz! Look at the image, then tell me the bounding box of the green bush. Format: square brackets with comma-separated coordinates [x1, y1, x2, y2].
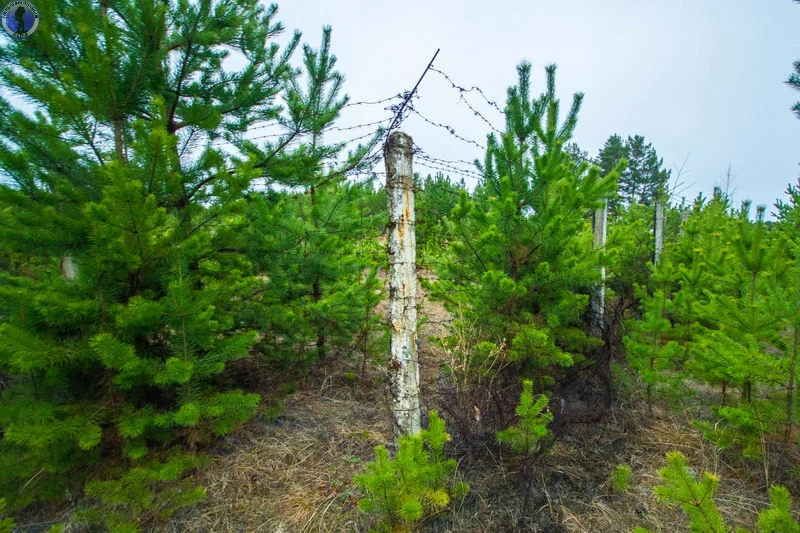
[611, 464, 632, 495]
[354, 411, 468, 532]
[638, 451, 800, 533]
[75, 453, 207, 533]
[497, 379, 553, 457]
[0, 0, 391, 518]
[427, 63, 619, 391]
[0, 498, 14, 533]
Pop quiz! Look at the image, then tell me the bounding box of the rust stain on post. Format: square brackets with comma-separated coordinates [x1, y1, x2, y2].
[384, 131, 421, 440]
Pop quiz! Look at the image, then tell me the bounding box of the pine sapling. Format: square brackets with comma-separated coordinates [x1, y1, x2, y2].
[652, 451, 727, 533]
[758, 485, 800, 533]
[75, 453, 207, 533]
[610, 464, 632, 495]
[497, 379, 553, 457]
[354, 411, 468, 532]
[0, 499, 14, 533]
[642, 452, 800, 533]
[497, 379, 553, 515]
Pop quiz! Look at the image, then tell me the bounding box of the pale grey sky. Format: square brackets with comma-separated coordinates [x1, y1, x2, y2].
[276, 0, 800, 211]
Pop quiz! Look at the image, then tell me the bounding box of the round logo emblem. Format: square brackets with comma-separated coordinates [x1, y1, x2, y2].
[2, 1, 39, 39]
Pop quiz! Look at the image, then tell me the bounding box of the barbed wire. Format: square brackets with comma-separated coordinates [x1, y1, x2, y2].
[212, 130, 286, 146]
[384, 49, 440, 140]
[207, 88, 400, 148]
[220, 94, 399, 135]
[416, 160, 481, 182]
[344, 94, 403, 108]
[415, 150, 479, 169]
[429, 67, 505, 114]
[327, 116, 393, 133]
[239, 122, 282, 133]
[456, 93, 503, 135]
[407, 104, 486, 151]
[242, 116, 390, 134]
[413, 179, 466, 197]
[211, 118, 392, 155]
[207, 64, 506, 189]
[413, 144, 483, 181]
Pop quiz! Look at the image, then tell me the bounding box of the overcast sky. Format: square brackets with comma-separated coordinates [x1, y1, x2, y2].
[275, 0, 800, 212]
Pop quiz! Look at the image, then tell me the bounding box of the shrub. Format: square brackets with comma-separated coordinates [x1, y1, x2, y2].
[354, 411, 468, 532]
[611, 464, 632, 495]
[652, 451, 727, 533]
[75, 453, 207, 533]
[0, 499, 14, 533]
[639, 451, 800, 533]
[497, 379, 553, 457]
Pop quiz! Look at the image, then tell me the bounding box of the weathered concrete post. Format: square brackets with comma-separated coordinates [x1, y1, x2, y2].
[591, 201, 607, 338]
[61, 255, 78, 280]
[654, 201, 665, 266]
[384, 131, 421, 439]
[679, 209, 689, 237]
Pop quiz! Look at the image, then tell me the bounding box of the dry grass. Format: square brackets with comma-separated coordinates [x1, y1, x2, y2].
[154, 271, 786, 532]
[159, 391, 392, 533]
[151, 370, 784, 533]
[542, 404, 770, 533]
[156, 273, 457, 533]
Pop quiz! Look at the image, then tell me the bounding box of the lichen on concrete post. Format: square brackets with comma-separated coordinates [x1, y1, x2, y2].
[384, 131, 421, 439]
[591, 201, 607, 338]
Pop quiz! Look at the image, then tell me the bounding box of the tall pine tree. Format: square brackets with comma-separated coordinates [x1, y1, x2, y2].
[430, 63, 620, 391]
[0, 0, 364, 512]
[596, 134, 669, 213]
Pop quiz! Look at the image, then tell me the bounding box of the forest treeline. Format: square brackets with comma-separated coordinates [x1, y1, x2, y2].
[1, 0, 800, 531]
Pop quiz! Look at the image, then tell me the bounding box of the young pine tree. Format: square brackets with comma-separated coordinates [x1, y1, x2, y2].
[787, 59, 800, 119]
[637, 451, 800, 533]
[772, 182, 800, 460]
[236, 29, 385, 366]
[632, 191, 800, 476]
[496, 379, 553, 457]
[621, 135, 670, 207]
[430, 62, 621, 391]
[415, 172, 465, 264]
[692, 205, 786, 460]
[596, 134, 628, 216]
[355, 411, 468, 533]
[0, 0, 349, 515]
[624, 260, 682, 413]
